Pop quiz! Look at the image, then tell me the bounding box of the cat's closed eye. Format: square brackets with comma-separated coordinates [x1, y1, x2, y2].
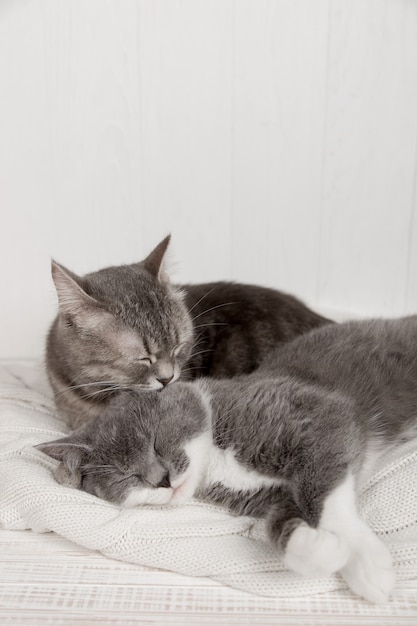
[124, 355, 154, 366]
[121, 473, 145, 483]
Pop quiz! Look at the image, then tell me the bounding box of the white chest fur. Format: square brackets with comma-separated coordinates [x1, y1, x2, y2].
[190, 381, 284, 495]
[202, 445, 283, 492]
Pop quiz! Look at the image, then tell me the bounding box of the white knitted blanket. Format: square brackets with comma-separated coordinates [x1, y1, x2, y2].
[1, 361, 417, 597]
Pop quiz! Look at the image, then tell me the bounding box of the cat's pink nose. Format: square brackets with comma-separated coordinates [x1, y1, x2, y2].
[157, 375, 174, 387]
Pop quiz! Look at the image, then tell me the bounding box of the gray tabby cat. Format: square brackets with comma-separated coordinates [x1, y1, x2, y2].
[46, 236, 330, 428]
[38, 316, 417, 603]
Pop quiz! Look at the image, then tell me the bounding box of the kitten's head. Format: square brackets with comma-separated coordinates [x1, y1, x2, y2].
[37, 385, 211, 506]
[47, 236, 194, 398]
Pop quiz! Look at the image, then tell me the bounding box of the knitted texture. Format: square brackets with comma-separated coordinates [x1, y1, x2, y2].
[1, 362, 417, 597]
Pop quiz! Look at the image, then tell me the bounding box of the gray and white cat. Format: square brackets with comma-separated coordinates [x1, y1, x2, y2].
[38, 316, 417, 603]
[46, 236, 331, 428]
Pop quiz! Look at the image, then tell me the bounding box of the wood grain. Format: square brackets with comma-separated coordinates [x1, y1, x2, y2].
[231, 0, 330, 302]
[319, 0, 417, 316]
[0, 0, 417, 357]
[1, 529, 417, 625]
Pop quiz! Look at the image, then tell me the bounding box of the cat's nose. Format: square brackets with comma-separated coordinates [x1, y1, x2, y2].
[157, 375, 174, 387]
[157, 472, 171, 488]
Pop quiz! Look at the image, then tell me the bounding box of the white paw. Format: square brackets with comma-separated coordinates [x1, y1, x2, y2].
[169, 474, 195, 505]
[341, 534, 395, 604]
[284, 523, 350, 577]
[122, 487, 173, 507]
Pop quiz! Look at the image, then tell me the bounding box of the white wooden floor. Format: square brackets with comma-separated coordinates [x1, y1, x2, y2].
[1, 528, 417, 626]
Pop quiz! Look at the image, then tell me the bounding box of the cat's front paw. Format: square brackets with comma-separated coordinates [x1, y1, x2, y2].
[284, 523, 350, 578]
[122, 487, 173, 507]
[341, 535, 395, 604]
[169, 474, 196, 505]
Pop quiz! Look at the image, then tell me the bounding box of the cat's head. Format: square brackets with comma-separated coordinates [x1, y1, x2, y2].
[48, 236, 194, 397]
[37, 384, 211, 506]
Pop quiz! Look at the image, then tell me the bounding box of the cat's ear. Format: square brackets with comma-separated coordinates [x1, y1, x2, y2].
[51, 260, 110, 328]
[51, 260, 98, 315]
[142, 235, 171, 283]
[36, 436, 92, 474]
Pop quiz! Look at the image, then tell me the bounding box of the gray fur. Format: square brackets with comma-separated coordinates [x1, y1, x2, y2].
[39, 386, 208, 504]
[46, 236, 331, 428]
[39, 316, 417, 557]
[46, 236, 194, 428]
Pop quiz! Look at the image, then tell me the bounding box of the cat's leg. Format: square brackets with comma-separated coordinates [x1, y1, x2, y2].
[267, 487, 350, 578]
[319, 472, 395, 604]
[282, 522, 350, 578]
[269, 473, 395, 602]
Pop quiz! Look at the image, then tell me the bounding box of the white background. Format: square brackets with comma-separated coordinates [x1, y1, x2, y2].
[1, 0, 417, 359]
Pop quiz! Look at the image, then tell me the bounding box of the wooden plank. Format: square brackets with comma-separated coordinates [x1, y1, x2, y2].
[404, 124, 417, 313]
[2, 1, 417, 358]
[1, 530, 417, 625]
[0, 0, 145, 356]
[318, 0, 417, 316]
[136, 0, 234, 284]
[230, 0, 330, 304]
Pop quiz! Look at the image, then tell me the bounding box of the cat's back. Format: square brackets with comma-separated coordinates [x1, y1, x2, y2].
[267, 315, 417, 368]
[183, 281, 330, 330]
[204, 315, 417, 472]
[262, 315, 417, 415]
[182, 281, 332, 378]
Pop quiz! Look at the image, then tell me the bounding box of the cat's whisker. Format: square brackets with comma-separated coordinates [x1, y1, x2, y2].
[182, 363, 206, 370]
[187, 338, 205, 354]
[60, 378, 159, 402]
[70, 371, 110, 384]
[56, 381, 117, 396]
[194, 323, 232, 330]
[188, 348, 215, 359]
[179, 369, 197, 379]
[128, 383, 161, 391]
[191, 301, 239, 322]
[83, 386, 123, 399]
[187, 286, 218, 313]
[179, 374, 198, 381]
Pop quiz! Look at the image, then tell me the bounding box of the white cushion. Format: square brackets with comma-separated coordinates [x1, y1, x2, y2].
[1, 361, 417, 597]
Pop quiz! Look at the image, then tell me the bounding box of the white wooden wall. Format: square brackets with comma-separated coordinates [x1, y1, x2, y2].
[1, 0, 417, 359]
